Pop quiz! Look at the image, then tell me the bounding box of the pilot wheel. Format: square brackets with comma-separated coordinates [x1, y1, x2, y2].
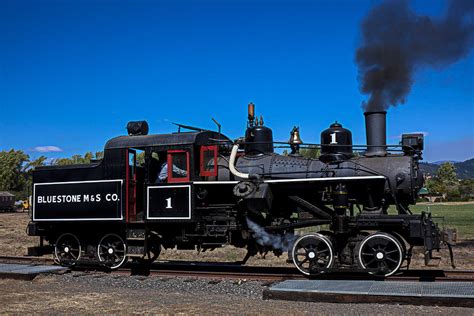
[97, 233, 127, 269]
[291, 233, 334, 276]
[54, 233, 81, 266]
[357, 232, 404, 277]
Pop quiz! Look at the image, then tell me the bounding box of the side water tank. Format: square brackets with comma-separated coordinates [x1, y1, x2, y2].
[320, 122, 352, 163]
[245, 125, 274, 155]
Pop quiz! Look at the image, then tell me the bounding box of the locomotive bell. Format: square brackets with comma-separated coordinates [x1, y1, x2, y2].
[288, 126, 303, 145]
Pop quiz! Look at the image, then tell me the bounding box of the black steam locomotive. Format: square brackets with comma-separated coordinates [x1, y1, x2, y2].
[27, 104, 454, 276]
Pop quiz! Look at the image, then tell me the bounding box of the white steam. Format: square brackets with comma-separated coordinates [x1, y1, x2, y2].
[246, 218, 297, 252]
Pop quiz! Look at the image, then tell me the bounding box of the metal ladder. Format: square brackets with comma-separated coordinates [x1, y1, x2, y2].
[126, 226, 146, 259]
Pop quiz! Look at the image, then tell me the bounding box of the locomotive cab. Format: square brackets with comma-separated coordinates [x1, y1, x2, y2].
[99, 130, 231, 223]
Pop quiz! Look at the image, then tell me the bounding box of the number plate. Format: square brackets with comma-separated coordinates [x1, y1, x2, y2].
[147, 185, 191, 219]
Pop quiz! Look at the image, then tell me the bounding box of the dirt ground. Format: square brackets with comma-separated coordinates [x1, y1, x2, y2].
[1, 212, 473, 314]
[1, 212, 472, 270]
[1, 274, 473, 315]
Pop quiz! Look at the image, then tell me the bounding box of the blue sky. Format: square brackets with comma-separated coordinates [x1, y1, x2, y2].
[1, 0, 473, 162]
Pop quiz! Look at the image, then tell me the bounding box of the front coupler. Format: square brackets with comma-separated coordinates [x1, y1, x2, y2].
[421, 212, 456, 268]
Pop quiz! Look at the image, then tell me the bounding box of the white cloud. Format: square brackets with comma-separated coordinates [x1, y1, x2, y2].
[33, 146, 63, 153]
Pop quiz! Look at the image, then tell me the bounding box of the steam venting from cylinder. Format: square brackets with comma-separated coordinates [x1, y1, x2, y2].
[246, 218, 297, 252]
[356, 0, 474, 112]
[365, 111, 387, 157]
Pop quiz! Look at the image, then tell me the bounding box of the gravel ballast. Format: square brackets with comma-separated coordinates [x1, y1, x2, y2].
[1, 271, 473, 315]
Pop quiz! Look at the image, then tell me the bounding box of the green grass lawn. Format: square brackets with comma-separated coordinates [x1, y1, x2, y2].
[408, 203, 474, 240]
[297, 203, 474, 239]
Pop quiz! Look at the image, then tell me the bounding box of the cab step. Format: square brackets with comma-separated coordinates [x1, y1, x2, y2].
[126, 228, 147, 257]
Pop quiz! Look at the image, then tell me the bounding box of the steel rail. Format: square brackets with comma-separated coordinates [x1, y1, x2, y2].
[0, 255, 55, 264]
[1, 255, 473, 282]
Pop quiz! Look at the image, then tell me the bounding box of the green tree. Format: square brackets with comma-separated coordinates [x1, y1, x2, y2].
[54, 158, 74, 165]
[0, 150, 46, 199]
[0, 149, 29, 193]
[71, 155, 83, 164]
[53, 151, 103, 165]
[84, 152, 94, 163]
[437, 162, 458, 185]
[22, 156, 47, 198]
[426, 162, 459, 200]
[425, 177, 443, 195]
[300, 146, 320, 159]
[459, 179, 474, 200]
[137, 152, 145, 166]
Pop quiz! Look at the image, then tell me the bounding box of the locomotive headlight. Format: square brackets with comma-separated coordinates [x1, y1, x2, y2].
[401, 133, 424, 154]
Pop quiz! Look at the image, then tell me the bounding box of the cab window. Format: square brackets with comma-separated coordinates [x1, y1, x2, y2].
[167, 150, 190, 183]
[200, 145, 218, 177]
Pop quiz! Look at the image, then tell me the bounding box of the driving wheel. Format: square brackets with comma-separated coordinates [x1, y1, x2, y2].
[291, 233, 334, 276]
[357, 232, 404, 277]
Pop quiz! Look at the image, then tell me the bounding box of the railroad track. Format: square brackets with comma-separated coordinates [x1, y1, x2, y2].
[0, 255, 54, 265]
[126, 262, 474, 282]
[125, 262, 304, 281]
[1, 255, 473, 282]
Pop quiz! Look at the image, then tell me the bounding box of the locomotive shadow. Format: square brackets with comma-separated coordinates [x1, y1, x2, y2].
[123, 259, 448, 281]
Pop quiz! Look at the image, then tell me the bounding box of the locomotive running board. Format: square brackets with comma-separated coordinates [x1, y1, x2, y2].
[263, 176, 386, 183]
[193, 176, 386, 185]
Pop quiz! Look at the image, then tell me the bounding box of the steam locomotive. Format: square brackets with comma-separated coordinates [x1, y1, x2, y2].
[27, 103, 455, 276]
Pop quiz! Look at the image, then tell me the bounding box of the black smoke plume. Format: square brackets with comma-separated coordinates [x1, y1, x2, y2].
[356, 0, 474, 111]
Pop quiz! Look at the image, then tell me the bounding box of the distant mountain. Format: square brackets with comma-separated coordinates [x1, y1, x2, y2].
[419, 162, 439, 176]
[420, 158, 474, 179]
[454, 158, 474, 179]
[432, 160, 459, 165]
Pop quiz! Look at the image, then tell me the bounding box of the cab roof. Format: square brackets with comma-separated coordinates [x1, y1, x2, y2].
[104, 131, 231, 150]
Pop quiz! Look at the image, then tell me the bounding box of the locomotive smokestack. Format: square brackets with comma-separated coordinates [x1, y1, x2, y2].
[364, 111, 387, 157]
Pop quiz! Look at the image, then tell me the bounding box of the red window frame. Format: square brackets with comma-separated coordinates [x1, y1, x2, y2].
[167, 150, 190, 183]
[200, 145, 218, 177]
[125, 149, 137, 223]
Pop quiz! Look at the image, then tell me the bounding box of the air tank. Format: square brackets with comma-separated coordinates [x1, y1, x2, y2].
[320, 122, 352, 163]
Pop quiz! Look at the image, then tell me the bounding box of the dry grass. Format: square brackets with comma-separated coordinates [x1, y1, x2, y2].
[1, 211, 472, 269]
[0, 212, 37, 256]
